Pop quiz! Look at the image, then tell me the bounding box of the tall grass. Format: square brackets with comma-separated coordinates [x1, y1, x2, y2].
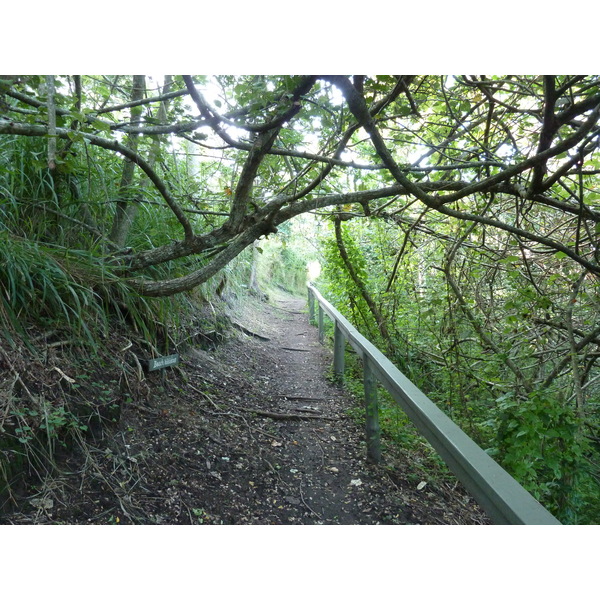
[0, 232, 172, 349]
[0, 134, 190, 349]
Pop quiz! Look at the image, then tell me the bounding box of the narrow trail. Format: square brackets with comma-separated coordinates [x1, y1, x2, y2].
[223, 291, 380, 524]
[2, 289, 489, 525]
[198, 289, 490, 525]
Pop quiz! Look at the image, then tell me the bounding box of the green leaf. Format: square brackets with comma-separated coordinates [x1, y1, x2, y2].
[585, 191, 600, 204]
[93, 120, 113, 133]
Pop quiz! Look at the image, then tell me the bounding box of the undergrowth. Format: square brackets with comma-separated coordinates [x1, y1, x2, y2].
[0, 241, 253, 514]
[0, 232, 181, 350]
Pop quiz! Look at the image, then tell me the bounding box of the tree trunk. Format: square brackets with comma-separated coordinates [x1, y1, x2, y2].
[248, 239, 262, 296]
[109, 75, 146, 247]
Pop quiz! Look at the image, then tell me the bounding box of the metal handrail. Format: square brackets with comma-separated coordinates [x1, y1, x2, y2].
[307, 283, 560, 525]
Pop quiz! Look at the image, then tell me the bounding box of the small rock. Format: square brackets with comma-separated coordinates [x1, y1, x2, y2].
[29, 498, 53, 510]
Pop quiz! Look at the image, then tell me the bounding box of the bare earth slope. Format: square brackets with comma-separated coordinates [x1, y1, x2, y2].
[2, 290, 490, 525]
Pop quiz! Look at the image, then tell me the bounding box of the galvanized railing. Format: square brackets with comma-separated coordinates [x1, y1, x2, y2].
[307, 283, 560, 525]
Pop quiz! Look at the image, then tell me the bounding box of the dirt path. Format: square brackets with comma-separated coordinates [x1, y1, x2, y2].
[2, 290, 490, 525]
[184, 289, 490, 525]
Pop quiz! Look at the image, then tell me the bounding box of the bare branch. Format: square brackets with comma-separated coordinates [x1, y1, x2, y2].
[95, 87, 189, 114]
[45, 76, 57, 170]
[0, 120, 194, 240]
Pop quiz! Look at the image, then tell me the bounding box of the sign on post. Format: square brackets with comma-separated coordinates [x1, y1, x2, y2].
[144, 354, 180, 372]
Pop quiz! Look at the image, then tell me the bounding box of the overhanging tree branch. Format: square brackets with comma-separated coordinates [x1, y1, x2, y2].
[3, 74, 600, 299]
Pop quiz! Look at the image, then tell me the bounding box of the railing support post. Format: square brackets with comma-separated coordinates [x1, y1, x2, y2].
[333, 321, 345, 382]
[318, 305, 324, 344]
[308, 287, 315, 323]
[362, 355, 382, 464]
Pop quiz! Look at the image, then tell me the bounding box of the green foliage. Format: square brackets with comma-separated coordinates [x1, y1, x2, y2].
[316, 213, 600, 523]
[3, 74, 600, 522]
[258, 239, 307, 293]
[0, 233, 106, 344]
[0, 84, 213, 350]
[0, 232, 178, 350]
[319, 221, 379, 340]
[1, 386, 92, 505]
[489, 391, 595, 523]
[251, 216, 320, 295]
[10, 402, 87, 445]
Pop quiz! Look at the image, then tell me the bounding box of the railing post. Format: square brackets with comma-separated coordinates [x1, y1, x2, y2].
[318, 305, 324, 344]
[333, 321, 345, 382]
[362, 355, 382, 464]
[308, 287, 315, 323]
